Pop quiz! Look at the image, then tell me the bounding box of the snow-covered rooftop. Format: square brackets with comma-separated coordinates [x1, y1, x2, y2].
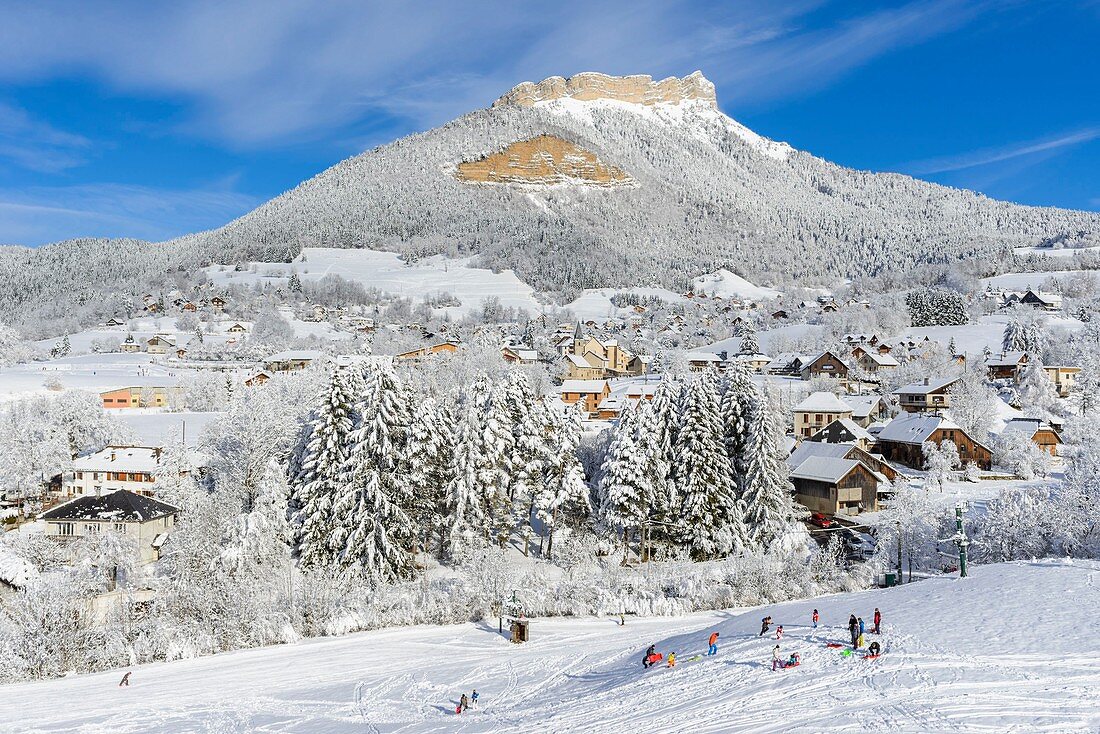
[560, 380, 608, 393]
[790, 456, 860, 484]
[792, 391, 853, 413]
[877, 414, 959, 445]
[40, 490, 179, 523]
[894, 376, 959, 395]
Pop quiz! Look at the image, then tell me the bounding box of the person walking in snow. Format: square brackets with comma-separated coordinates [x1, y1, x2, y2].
[759, 616, 772, 636]
[459, 693, 469, 713]
[873, 608, 881, 634]
[772, 645, 783, 671]
[471, 690, 479, 707]
[667, 652, 677, 668]
[118, 671, 131, 687]
[620, 613, 626, 627]
[775, 625, 784, 640]
[708, 631, 720, 656]
[812, 609, 819, 629]
[848, 615, 859, 647]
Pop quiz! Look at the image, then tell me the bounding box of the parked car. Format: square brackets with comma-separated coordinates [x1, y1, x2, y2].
[809, 512, 833, 529]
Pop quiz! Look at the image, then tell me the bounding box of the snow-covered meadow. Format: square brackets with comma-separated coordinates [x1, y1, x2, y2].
[3, 560, 1095, 733]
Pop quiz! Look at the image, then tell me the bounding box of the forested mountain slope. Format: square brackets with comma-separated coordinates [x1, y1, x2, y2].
[3, 71, 1099, 331]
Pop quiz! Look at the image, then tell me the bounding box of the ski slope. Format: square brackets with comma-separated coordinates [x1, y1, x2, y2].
[3, 560, 1097, 733]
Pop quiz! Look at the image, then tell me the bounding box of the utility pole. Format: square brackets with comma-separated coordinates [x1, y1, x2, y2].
[954, 504, 969, 578]
[896, 519, 903, 585]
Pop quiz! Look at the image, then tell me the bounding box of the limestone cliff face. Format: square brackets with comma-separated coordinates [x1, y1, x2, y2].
[455, 135, 633, 187]
[493, 71, 716, 109]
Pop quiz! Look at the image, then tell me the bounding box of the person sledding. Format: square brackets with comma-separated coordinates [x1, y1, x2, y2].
[707, 631, 720, 656]
[867, 641, 881, 657]
[786, 652, 801, 668]
[759, 616, 773, 637]
[642, 644, 661, 669]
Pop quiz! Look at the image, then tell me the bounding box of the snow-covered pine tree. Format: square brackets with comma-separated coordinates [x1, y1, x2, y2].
[598, 402, 649, 559]
[906, 288, 968, 327]
[218, 459, 291, 579]
[1016, 359, 1060, 417]
[720, 361, 757, 484]
[533, 401, 590, 560]
[287, 367, 356, 568]
[638, 379, 680, 556]
[673, 372, 740, 559]
[738, 321, 760, 355]
[1002, 306, 1045, 355]
[405, 396, 455, 556]
[741, 387, 805, 552]
[333, 363, 417, 581]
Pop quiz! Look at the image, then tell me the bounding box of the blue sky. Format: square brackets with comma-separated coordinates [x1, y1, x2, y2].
[0, 0, 1097, 246]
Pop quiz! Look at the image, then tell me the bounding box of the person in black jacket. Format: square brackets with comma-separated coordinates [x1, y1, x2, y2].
[848, 615, 859, 647]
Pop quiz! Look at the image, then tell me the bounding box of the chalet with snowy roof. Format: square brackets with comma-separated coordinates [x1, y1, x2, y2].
[766, 353, 807, 376]
[685, 351, 723, 372]
[396, 341, 459, 362]
[843, 395, 890, 427]
[1042, 365, 1080, 397]
[64, 445, 205, 498]
[264, 349, 325, 372]
[1001, 418, 1062, 456]
[41, 490, 179, 565]
[799, 352, 849, 381]
[728, 352, 772, 373]
[852, 347, 899, 375]
[876, 414, 992, 470]
[786, 443, 889, 515]
[559, 379, 611, 415]
[120, 333, 141, 353]
[808, 418, 876, 452]
[226, 322, 249, 333]
[792, 392, 854, 438]
[595, 382, 658, 419]
[788, 441, 898, 483]
[894, 376, 960, 413]
[502, 345, 540, 365]
[145, 334, 175, 355]
[105, 317, 125, 327]
[985, 351, 1029, 381]
[1020, 290, 1063, 311]
[210, 296, 226, 312]
[244, 370, 272, 387]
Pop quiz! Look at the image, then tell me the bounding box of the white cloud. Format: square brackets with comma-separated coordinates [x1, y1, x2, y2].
[0, 0, 987, 146]
[0, 102, 92, 173]
[906, 128, 1100, 175]
[0, 182, 258, 246]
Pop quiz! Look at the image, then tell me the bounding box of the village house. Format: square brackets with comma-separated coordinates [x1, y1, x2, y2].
[99, 385, 176, 409]
[594, 382, 658, 419]
[145, 335, 174, 355]
[41, 490, 179, 566]
[876, 414, 992, 470]
[806, 418, 876, 452]
[788, 441, 899, 483]
[985, 351, 1029, 381]
[210, 296, 226, 313]
[727, 352, 772, 373]
[226, 322, 249, 334]
[685, 351, 723, 372]
[559, 325, 643, 380]
[1042, 365, 1080, 397]
[842, 395, 890, 427]
[789, 456, 879, 516]
[894, 376, 960, 413]
[396, 341, 460, 362]
[563, 353, 606, 380]
[264, 349, 325, 372]
[852, 346, 900, 375]
[1001, 418, 1062, 456]
[64, 445, 204, 498]
[244, 370, 272, 387]
[559, 379, 611, 415]
[502, 345, 540, 365]
[105, 317, 125, 327]
[1020, 289, 1063, 311]
[792, 392, 854, 438]
[120, 334, 141, 353]
[799, 351, 849, 381]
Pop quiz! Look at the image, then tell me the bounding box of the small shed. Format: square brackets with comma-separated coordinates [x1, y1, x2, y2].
[509, 617, 530, 644]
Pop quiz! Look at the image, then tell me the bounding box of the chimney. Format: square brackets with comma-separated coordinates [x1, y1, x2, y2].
[110, 450, 116, 462]
[923, 378, 929, 386]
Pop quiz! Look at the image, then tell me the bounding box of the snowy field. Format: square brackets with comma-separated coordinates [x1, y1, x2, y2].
[981, 270, 1096, 291]
[205, 248, 544, 317]
[3, 560, 1097, 733]
[0, 353, 181, 403]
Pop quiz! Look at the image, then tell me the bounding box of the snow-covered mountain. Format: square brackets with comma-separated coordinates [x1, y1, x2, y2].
[3, 71, 1100, 328]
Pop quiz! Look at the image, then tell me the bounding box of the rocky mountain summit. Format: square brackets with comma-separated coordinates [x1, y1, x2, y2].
[493, 71, 717, 108]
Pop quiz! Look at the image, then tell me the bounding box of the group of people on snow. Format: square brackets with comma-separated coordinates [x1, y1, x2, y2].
[456, 689, 479, 713]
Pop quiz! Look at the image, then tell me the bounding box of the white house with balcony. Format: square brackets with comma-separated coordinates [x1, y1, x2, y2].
[40, 490, 179, 566]
[63, 445, 204, 498]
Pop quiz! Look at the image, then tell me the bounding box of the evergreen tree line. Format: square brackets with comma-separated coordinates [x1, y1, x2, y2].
[287, 363, 588, 581]
[597, 364, 807, 562]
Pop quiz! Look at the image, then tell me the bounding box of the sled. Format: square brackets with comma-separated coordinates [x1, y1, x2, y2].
[863, 654, 881, 660]
[455, 706, 462, 714]
[825, 643, 845, 649]
[643, 653, 663, 668]
[782, 662, 801, 669]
